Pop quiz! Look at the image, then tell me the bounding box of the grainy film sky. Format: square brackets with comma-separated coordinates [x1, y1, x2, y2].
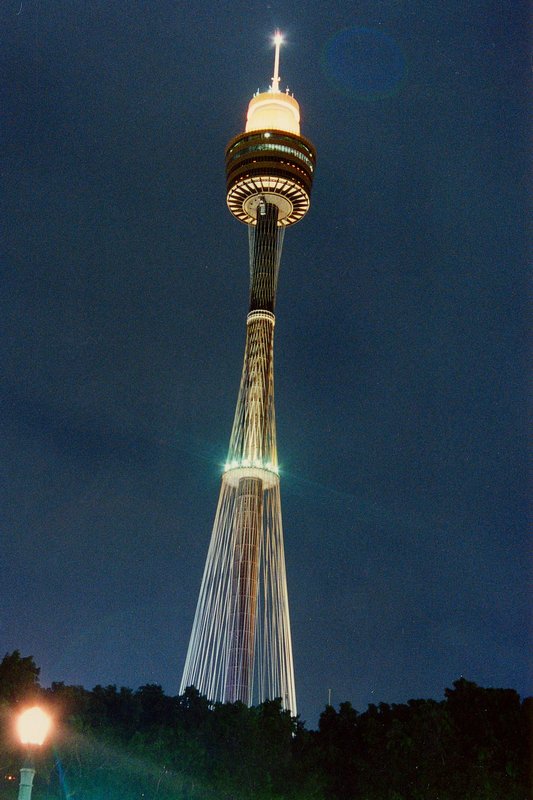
[1, 0, 529, 726]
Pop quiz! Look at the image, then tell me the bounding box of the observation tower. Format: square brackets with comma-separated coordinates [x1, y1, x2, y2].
[180, 33, 316, 713]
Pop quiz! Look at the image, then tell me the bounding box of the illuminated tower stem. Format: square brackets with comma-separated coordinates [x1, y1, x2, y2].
[225, 201, 279, 703]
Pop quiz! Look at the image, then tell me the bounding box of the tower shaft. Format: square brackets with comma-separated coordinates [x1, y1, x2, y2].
[224, 204, 279, 703]
[225, 476, 263, 703]
[249, 201, 279, 313]
[180, 205, 295, 709]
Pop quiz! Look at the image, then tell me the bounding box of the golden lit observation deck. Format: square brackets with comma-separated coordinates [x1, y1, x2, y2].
[225, 128, 316, 226]
[225, 33, 315, 227]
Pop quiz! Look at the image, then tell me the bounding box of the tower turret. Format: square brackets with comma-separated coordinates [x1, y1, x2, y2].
[225, 32, 316, 226]
[181, 32, 315, 714]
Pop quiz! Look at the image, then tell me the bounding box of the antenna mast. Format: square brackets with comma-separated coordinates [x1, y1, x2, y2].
[271, 30, 283, 92]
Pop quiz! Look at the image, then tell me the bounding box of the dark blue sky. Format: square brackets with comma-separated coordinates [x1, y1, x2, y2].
[1, 0, 529, 727]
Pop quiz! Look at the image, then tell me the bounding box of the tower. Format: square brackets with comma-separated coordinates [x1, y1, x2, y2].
[180, 33, 316, 713]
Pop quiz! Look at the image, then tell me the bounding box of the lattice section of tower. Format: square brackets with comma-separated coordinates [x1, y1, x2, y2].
[227, 312, 277, 470]
[179, 472, 296, 712]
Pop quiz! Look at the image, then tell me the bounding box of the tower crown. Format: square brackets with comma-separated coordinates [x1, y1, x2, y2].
[245, 91, 300, 136]
[246, 31, 301, 135]
[226, 32, 316, 227]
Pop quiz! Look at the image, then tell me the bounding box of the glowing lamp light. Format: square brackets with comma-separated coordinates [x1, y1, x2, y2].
[273, 30, 283, 46]
[16, 707, 52, 746]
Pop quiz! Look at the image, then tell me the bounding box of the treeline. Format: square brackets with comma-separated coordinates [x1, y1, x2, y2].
[0, 651, 530, 799]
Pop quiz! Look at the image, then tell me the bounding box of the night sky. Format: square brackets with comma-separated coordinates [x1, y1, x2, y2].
[1, 1, 529, 728]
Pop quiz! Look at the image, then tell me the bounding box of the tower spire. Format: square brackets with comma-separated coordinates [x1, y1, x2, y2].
[271, 30, 283, 92]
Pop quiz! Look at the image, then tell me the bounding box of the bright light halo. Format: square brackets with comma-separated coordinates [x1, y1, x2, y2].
[16, 707, 52, 746]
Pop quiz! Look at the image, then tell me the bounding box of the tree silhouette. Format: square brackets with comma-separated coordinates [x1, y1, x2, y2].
[0, 651, 40, 705]
[0, 652, 529, 800]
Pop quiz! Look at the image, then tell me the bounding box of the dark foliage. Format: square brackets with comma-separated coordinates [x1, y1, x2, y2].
[0, 652, 530, 799]
[0, 651, 40, 705]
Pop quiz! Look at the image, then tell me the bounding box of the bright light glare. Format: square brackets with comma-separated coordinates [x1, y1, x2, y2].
[273, 31, 283, 45]
[17, 707, 52, 746]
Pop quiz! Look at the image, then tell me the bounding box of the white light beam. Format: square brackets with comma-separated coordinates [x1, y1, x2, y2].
[271, 31, 283, 92]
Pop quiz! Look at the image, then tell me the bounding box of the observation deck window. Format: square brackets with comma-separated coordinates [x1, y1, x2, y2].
[228, 143, 314, 172]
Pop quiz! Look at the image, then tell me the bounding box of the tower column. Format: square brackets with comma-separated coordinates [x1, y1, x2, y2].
[225, 476, 263, 703]
[249, 200, 279, 313]
[224, 204, 278, 703]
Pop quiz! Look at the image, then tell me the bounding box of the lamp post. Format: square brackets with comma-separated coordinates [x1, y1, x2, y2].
[16, 707, 52, 800]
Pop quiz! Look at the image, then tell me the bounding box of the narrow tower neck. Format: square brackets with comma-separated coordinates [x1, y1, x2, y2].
[249, 201, 282, 313]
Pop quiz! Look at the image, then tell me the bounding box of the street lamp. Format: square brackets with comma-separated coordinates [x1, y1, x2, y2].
[16, 707, 52, 800]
